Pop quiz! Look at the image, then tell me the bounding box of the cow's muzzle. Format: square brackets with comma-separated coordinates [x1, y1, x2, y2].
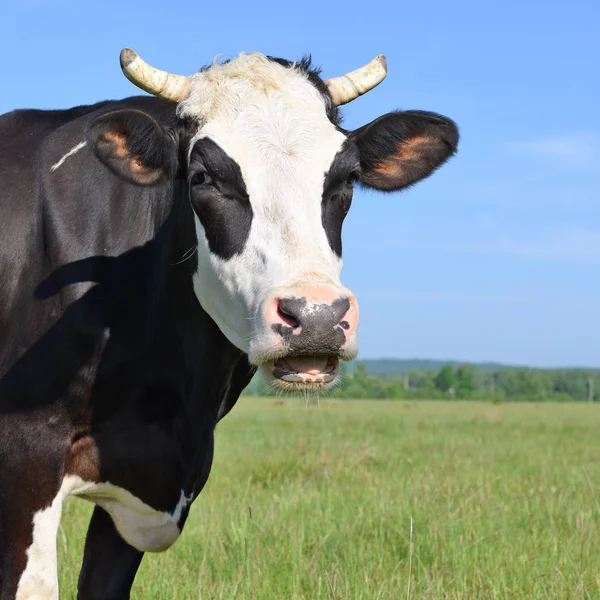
[251, 285, 359, 391]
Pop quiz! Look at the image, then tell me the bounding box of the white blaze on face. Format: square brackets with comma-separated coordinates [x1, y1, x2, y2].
[178, 54, 349, 354]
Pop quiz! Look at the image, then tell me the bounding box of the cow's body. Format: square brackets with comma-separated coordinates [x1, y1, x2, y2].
[0, 97, 254, 599]
[0, 50, 458, 599]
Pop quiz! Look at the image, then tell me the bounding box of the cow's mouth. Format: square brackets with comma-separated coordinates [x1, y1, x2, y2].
[262, 355, 340, 390]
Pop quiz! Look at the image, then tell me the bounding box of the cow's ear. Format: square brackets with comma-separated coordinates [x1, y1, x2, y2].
[350, 111, 459, 192]
[85, 109, 176, 185]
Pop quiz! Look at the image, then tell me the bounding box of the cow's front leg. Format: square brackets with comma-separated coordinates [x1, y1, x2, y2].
[0, 422, 68, 600]
[77, 506, 143, 600]
[0, 486, 64, 600]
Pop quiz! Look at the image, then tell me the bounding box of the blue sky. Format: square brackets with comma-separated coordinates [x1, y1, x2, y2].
[1, 0, 598, 367]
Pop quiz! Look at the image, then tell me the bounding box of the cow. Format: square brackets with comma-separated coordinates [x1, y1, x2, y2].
[0, 48, 458, 599]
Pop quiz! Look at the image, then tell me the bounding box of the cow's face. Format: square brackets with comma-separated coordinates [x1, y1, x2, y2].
[87, 52, 458, 391]
[180, 56, 358, 387]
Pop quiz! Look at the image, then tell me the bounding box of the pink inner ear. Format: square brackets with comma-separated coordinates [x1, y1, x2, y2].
[103, 130, 130, 158]
[363, 132, 441, 191]
[101, 130, 162, 185]
[393, 135, 432, 161]
[373, 134, 433, 176]
[371, 157, 403, 180]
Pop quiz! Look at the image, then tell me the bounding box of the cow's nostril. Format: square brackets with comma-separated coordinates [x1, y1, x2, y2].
[277, 301, 301, 329]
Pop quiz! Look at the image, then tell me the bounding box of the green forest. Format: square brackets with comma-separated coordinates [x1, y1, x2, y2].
[243, 359, 599, 402]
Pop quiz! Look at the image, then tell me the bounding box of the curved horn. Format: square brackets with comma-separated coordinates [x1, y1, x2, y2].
[119, 48, 191, 103]
[324, 55, 387, 106]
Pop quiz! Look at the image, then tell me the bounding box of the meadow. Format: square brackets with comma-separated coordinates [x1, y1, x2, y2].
[57, 399, 600, 599]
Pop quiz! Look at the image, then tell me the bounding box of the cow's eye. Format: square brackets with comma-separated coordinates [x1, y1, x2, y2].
[190, 171, 213, 187]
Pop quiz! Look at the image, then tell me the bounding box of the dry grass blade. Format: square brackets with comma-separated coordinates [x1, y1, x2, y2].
[407, 516, 413, 600]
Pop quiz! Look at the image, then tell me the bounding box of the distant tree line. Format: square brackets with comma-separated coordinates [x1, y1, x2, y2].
[243, 362, 599, 402]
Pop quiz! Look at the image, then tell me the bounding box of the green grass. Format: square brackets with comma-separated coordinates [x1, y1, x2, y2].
[57, 400, 600, 599]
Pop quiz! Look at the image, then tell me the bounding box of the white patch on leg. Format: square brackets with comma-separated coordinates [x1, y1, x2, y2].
[49, 141, 86, 172]
[15, 478, 76, 600]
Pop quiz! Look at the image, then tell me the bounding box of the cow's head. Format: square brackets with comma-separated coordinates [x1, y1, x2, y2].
[86, 49, 458, 392]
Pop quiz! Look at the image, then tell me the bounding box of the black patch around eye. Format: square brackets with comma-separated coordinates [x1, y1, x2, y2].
[190, 170, 212, 187]
[321, 141, 359, 256]
[188, 138, 253, 260]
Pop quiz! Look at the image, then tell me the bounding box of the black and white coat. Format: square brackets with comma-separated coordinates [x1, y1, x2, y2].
[0, 52, 458, 600]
